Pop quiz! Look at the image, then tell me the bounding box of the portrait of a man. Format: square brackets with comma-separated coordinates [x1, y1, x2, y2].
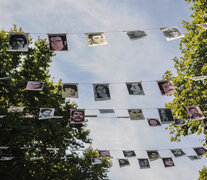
[62, 83, 78, 98]
[128, 109, 144, 120]
[158, 108, 174, 124]
[118, 159, 130, 168]
[138, 158, 150, 169]
[98, 150, 111, 157]
[122, 150, 136, 157]
[126, 82, 145, 95]
[185, 106, 205, 121]
[26, 81, 44, 91]
[170, 149, 185, 157]
[9, 33, 29, 52]
[193, 147, 207, 156]
[39, 108, 55, 120]
[160, 26, 184, 41]
[70, 109, 85, 124]
[147, 118, 161, 127]
[147, 150, 160, 161]
[157, 80, 177, 96]
[126, 30, 147, 40]
[48, 34, 68, 51]
[93, 84, 111, 101]
[162, 157, 175, 167]
[85, 33, 107, 46]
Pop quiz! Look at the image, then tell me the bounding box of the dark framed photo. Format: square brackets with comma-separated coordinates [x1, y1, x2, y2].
[93, 84, 111, 101]
[162, 157, 175, 167]
[147, 118, 161, 127]
[138, 158, 150, 169]
[26, 81, 44, 91]
[39, 108, 55, 120]
[158, 108, 174, 124]
[157, 80, 177, 96]
[170, 149, 185, 157]
[126, 82, 145, 95]
[70, 109, 85, 124]
[160, 26, 184, 41]
[174, 118, 186, 126]
[62, 83, 78, 98]
[128, 109, 144, 120]
[118, 159, 130, 168]
[126, 30, 147, 40]
[9, 33, 29, 52]
[98, 150, 111, 157]
[193, 147, 207, 156]
[48, 33, 68, 51]
[85, 32, 107, 46]
[147, 150, 160, 161]
[185, 106, 205, 121]
[91, 158, 102, 165]
[122, 150, 136, 157]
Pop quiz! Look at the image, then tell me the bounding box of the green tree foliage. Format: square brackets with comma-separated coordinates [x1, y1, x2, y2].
[0, 25, 111, 180]
[199, 167, 207, 180]
[162, 0, 207, 178]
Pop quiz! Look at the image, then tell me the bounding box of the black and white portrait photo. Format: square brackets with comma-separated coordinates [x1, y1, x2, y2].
[85, 32, 107, 46]
[160, 26, 184, 41]
[158, 108, 174, 124]
[162, 157, 175, 167]
[39, 108, 55, 120]
[126, 30, 147, 40]
[93, 84, 111, 101]
[123, 150, 136, 157]
[62, 83, 78, 98]
[170, 149, 185, 157]
[193, 147, 207, 156]
[185, 106, 205, 121]
[118, 159, 130, 168]
[98, 150, 111, 157]
[147, 118, 161, 127]
[26, 81, 44, 91]
[126, 82, 145, 95]
[99, 109, 115, 114]
[157, 80, 177, 96]
[8, 106, 24, 113]
[138, 158, 150, 169]
[174, 118, 186, 126]
[147, 150, 160, 161]
[128, 109, 144, 120]
[9, 33, 29, 52]
[48, 34, 68, 51]
[70, 109, 85, 124]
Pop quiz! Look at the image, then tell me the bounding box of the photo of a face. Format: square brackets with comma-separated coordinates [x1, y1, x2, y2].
[128, 109, 144, 120]
[174, 118, 186, 126]
[160, 26, 184, 41]
[158, 108, 174, 124]
[126, 30, 147, 40]
[62, 83, 78, 98]
[147, 118, 161, 127]
[85, 33, 107, 46]
[138, 158, 150, 169]
[70, 109, 85, 124]
[48, 34, 68, 51]
[26, 81, 44, 91]
[118, 159, 130, 168]
[157, 80, 177, 96]
[9, 33, 29, 52]
[8, 106, 24, 113]
[170, 149, 185, 157]
[93, 84, 111, 101]
[162, 157, 175, 167]
[123, 150, 136, 157]
[186, 106, 205, 121]
[147, 151, 160, 161]
[39, 108, 55, 120]
[126, 82, 145, 95]
[98, 150, 111, 157]
[193, 147, 207, 156]
[187, 155, 201, 160]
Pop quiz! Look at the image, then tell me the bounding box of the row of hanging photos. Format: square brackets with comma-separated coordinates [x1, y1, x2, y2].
[6, 24, 207, 52]
[0, 147, 206, 168]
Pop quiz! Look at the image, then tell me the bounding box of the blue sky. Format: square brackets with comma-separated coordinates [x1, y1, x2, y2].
[1, 0, 206, 180]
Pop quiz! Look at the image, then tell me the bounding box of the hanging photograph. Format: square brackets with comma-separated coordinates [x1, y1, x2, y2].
[48, 33, 68, 51]
[185, 106, 205, 121]
[39, 108, 55, 120]
[193, 147, 207, 156]
[162, 157, 175, 167]
[160, 26, 184, 41]
[157, 80, 177, 96]
[91, 158, 102, 165]
[99, 109, 115, 114]
[98, 150, 111, 157]
[126, 82, 145, 95]
[170, 149, 185, 157]
[128, 109, 144, 120]
[187, 155, 201, 160]
[85, 32, 107, 46]
[93, 84, 111, 101]
[70, 109, 85, 124]
[189, 76, 207, 81]
[174, 118, 187, 126]
[118, 159, 130, 168]
[147, 150, 161, 161]
[9, 33, 29, 52]
[138, 158, 150, 169]
[147, 118, 161, 127]
[62, 83, 78, 98]
[158, 108, 174, 124]
[122, 150, 136, 157]
[197, 23, 207, 30]
[126, 30, 147, 40]
[26, 81, 44, 91]
[8, 106, 24, 113]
